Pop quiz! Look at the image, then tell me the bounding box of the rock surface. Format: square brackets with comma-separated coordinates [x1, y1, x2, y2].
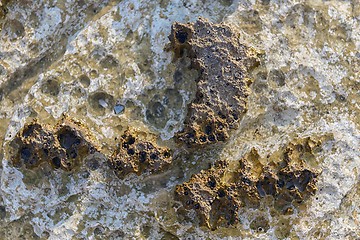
[0, 1, 359, 239]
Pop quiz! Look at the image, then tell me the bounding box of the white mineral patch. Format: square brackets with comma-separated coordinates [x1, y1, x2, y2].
[34, 7, 62, 40]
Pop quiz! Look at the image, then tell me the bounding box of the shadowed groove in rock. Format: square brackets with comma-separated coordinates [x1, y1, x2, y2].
[0, 0, 118, 102]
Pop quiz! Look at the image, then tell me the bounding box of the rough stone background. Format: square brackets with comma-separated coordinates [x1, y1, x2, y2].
[0, 0, 359, 239]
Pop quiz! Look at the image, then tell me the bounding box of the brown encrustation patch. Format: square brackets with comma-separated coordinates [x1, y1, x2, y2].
[175, 136, 331, 229]
[10, 118, 173, 178]
[168, 17, 260, 147]
[108, 130, 172, 179]
[0, 0, 10, 19]
[10, 115, 98, 171]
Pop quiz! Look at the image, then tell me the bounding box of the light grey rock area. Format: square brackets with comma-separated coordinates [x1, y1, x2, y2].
[0, 0, 359, 239]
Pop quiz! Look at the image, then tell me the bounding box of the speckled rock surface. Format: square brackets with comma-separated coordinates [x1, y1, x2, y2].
[168, 17, 260, 147]
[0, 1, 359, 239]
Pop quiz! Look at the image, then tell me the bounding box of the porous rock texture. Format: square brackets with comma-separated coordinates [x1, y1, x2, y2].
[10, 115, 97, 171]
[109, 130, 172, 179]
[0, 1, 359, 239]
[168, 17, 260, 147]
[175, 136, 329, 229]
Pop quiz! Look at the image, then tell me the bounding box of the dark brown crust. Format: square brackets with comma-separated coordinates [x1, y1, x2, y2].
[168, 17, 260, 147]
[10, 116, 98, 171]
[0, 0, 10, 19]
[175, 136, 328, 229]
[108, 130, 172, 179]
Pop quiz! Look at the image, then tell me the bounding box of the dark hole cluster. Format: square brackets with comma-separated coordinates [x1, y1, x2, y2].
[110, 132, 172, 177]
[52, 157, 61, 168]
[176, 30, 188, 44]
